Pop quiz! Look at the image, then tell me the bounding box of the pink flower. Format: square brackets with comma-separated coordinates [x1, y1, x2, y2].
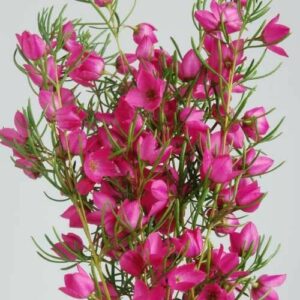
[59, 265, 95, 299]
[201, 151, 240, 184]
[251, 274, 286, 300]
[141, 179, 169, 217]
[242, 107, 270, 141]
[262, 15, 290, 57]
[39, 88, 74, 121]
[61, 205, 83, 228]
[60, 129, 87, 155]
[56, 105, 86, 131]
[241, 148, 274, 176]
[93, 190, 117, 213]
[236, 179, 264, 213]
[197, 283, 229, 300]
[53, 233, 84, 261]
[95, 0, 113, 7]
[0, 111, 29, 147]
[14, 111, 29, 139]
[84, 148, 120, 183]
[114, 97, 143, 135]
[195, 1, 242, 34]
[62, 21, 77, 51]
[125, 69, 166, 111]
[120, 250, 145, 276]
[172, 228, 203, 258]
[15, 157, 40, 179]
[76, 178, 94, 196]
[16, 31, 46, 61]
[25, 56, 62, 87]
[143, 232, 168, 268]
[118, 199, 141, 231]
[133, 23, 158, 44]
[215, 213, 240, 234]
[179, 49, 202, 81]
[116, 53, 137, 74]
[133, 280, 165, 300]
[211, 246, 239, 275]
[230, 222, 259, 256]
[69, 51, 105, 86]
[167, 263, 206, 292]
[136, 37, 154, 60]
[138, 132, 172, 165]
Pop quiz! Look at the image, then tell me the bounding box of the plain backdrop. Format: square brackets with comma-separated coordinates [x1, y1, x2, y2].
[0, 0, 299, 299]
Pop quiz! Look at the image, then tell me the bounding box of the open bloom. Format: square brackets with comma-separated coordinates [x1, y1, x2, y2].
[59, 266, 95, 299]
[262, 15, 290, 57]
[251, 274, 286, 300]
[125, 69, 166, 111]
[167, 263, 206, 292]
[17, 31, 46, 61]
[84, 148, 120, 183]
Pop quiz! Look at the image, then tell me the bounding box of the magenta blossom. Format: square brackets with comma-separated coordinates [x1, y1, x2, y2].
[201, 151, 240, 184]
[251, 274, 286, 300]
[136, 37, 154, 60]
[133, 280, 165, 300]
[125, 69, 166, 111]
[138, 132, 172, 165]
[16, 31, 46, 61]
[241, 148, 274, 176]
[84, 148, 120, 183]
[262, 15, 290, 57]
[195, 1, 242, 34]
[59, 129, 87, 155]
[39, 88, 74, 121]
[167, 263, 206, 292]
[236, 179, 264, 213]
[242, 106, 270, 141]
[142, 232, 169, 268]
[141, 179, 169, 218]
[53, 233, 84, 261]
[56, 105, 86, 131]
[118, 199, 141, 231]
[172, 228, 203, 258]
[69, 51, 105, 86]
[197, 283, 230, 300]
[230, 222, 259, 256]
[120, 250, 145, 276]
[179, 49, 202, 81]
[0, 111, 28, 147]
[59, 265, 95, 299]
[133, 23, 158, 44]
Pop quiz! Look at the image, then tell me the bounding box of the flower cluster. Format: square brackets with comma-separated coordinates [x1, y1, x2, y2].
[0, 0, 290, 299]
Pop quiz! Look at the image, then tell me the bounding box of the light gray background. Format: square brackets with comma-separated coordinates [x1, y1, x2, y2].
[0, 0, 298, 299]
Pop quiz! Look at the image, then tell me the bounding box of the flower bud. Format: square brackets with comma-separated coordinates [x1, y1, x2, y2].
[95, 0, 113, 7]
[230, 222, 259, 256]
[16, 31, 46, 61]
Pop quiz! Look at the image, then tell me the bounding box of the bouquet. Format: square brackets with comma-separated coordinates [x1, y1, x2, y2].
[0, 0, 290, 299]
